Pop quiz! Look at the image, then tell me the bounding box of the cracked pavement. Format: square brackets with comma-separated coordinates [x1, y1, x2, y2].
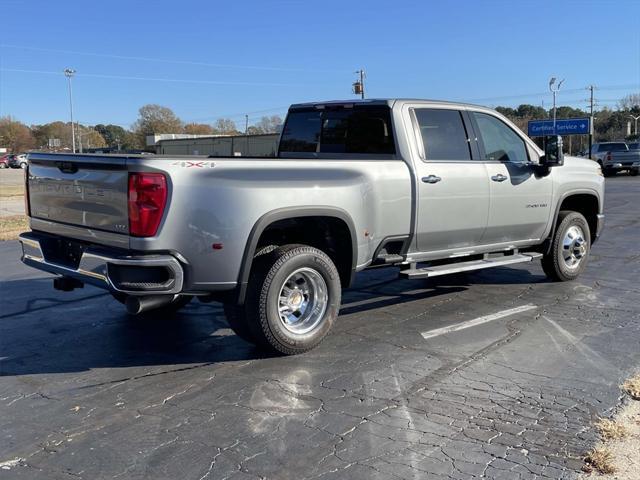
[1, 176, 639, 479]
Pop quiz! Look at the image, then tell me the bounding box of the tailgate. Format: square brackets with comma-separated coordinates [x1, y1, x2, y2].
[28, 153, 130, 234]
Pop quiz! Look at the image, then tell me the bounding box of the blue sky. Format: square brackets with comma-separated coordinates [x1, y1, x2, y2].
[1, 0, 638, 129]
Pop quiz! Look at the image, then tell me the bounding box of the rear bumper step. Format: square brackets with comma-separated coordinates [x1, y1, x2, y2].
[399, 253, 542, 279]
[18, 232, 184, 295]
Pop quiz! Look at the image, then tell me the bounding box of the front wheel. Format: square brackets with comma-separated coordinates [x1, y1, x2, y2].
[630, 168, 639, 176]
[243, 245, 341, 355]
[541, 211, 591, 281]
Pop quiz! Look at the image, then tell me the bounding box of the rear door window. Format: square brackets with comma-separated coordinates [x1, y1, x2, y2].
[413, 109, 472, 161]
[279, 105, 395, 156]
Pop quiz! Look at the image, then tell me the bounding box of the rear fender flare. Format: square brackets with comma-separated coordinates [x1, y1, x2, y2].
[235, 206, 358, 304]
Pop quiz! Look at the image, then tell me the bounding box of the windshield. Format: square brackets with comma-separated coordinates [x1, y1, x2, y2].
[279, 105, 395, 156]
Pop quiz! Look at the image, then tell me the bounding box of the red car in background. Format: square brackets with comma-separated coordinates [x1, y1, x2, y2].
[0, 154, 12, 169]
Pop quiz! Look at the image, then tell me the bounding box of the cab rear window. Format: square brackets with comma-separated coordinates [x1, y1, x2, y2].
[279, 106, 396, 156]
[600, 143, 628, 151]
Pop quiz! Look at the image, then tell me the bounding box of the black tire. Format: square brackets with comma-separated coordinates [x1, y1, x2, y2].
[112, 293, 193, 314]
[243, 244, 341, 355]
[602, 168, 615, 177]
[630, 169, 639, 176]
[223, 304, 255, 343]
[222, 244, 278, 344]
[541, 211, 591, 282]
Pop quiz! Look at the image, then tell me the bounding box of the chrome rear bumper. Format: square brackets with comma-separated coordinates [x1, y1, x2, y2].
[18, 232, 184, 295]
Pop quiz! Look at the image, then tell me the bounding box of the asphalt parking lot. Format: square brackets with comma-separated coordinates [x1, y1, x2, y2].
[1, 176, 639, 480]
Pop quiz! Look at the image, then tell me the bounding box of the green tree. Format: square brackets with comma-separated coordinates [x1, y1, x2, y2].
[554, 106, 587, 119]
[76, 127, 107, 150]
[0, 117, 36, 152]
[31, 121, 74, 150]
[94, 124, 135, 150]
[516, 104, 546, 119]
[495, 106, 516, 118]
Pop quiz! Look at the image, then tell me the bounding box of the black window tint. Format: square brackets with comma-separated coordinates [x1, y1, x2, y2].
[602, 143, 628, 151]
[279, 106, 395, 155]
[473, 112, 528, 162]
[279, 110, 322, 152]
[414, 109, 471, 160]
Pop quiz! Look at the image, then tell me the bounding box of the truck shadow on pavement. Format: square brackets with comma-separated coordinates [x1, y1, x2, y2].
[0, 266, 548, 377]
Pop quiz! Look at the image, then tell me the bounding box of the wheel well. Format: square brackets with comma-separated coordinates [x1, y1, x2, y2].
[255, 216, 354, 287]
[559, 194, 599, 242]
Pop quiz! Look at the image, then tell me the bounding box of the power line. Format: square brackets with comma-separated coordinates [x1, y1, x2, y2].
[0, 68, 308, 87]
[188, 106, 290, 123]
[0, 43, 348, 74]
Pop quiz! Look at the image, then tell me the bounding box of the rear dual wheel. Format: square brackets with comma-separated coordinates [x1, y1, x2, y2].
[225, 244, 341, 355]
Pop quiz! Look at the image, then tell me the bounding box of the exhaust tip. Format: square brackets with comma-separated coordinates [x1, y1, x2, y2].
[125, 295, 175, 315]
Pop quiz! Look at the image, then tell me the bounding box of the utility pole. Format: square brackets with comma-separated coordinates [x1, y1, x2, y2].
[245, 114, 249, 135]
[353, 69, 365, 99]
[588, 85, 595, 159]
[64, 68, 76, 153]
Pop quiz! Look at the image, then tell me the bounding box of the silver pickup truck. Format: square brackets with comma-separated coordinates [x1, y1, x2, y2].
[590, 142, 640, 176]
[19, 99, 605, 354]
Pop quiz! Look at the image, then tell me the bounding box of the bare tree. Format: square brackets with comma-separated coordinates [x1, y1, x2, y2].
[184, 123, 215, 135]
[618, 93, 640, 111]
[213, 118, 239, 135]
[132, 104, 183, 146]
[251, 115, 283, 134]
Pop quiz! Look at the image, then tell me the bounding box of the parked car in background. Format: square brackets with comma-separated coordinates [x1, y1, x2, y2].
[9, 154, 28, 169]
[590, 142, 640, 176]
[628, 142, 640, 152]
[0, 154, 12, 169]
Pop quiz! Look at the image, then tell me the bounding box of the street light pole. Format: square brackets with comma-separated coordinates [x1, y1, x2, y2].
[549, 77, 565, 135]
[64, 68, 76, 153]
[629, 115, 640, 136]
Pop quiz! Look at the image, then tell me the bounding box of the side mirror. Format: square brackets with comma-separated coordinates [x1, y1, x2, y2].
[540, 135, 564, 167]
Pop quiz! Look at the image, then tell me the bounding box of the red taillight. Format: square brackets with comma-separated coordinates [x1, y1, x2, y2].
[128, 172, 167, 237]
[605, 152, 612, 161]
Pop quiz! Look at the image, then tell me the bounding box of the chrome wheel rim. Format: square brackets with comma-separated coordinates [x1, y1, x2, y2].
[562, 225, 587, 269]
[277, 267, 328, 334]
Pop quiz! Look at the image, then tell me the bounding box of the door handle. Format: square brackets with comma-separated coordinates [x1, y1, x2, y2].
[491, 174, 508, 182]
[422, 175, 442, 184]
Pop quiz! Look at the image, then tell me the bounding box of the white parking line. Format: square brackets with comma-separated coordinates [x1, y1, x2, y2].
[421, 304, 537, 340]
